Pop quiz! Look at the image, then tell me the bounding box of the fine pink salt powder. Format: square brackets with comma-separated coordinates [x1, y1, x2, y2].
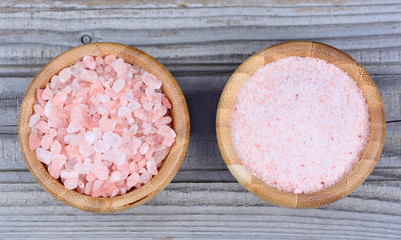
[231, 56, 370, 194]
[29, 55, 176, 197]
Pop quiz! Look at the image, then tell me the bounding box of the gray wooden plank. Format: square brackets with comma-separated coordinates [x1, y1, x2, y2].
[0, 0, 399, 9]
[0, 2, 400, 76]
[1, 0, 400, 9]
[0, 182, 400, 239]
[0, 37, 401, 75]
[0, 0, 400, 238]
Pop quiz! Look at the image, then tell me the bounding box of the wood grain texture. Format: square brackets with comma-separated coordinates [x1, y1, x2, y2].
[18, 43, 190, 213]
[1, 0, 401, 238]
[0, 182, 401, 239]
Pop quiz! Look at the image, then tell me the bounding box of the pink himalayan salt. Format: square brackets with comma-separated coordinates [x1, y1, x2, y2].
[231, 56, 370, 194]
[29, 114, 40, 127]
[59, 68, 72, 83]
[40, 134, 53, 150]
[33, 105, 45, 116]
[29, 133, 41, 151]
[28, 55, 176, 197]
[42, 87, 53, 100]
[50, 140, 62, 154]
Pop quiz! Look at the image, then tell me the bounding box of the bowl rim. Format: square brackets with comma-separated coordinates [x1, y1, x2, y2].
[216, 40, 386, 208]
[18, 42, 190, 213]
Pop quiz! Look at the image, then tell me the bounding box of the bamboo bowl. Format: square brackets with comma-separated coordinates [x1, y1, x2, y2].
[216, 41, 386, 208]
[19, 42, 190, 213]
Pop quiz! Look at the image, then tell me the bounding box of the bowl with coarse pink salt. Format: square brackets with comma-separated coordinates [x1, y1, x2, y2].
[19, 42, 190, 213]
[217, 41, 386, 208]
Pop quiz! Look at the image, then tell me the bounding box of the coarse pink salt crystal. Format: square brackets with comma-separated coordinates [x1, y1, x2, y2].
[128, 100, 141, 111]
[162, 97, 172, 109]
[84, 131, 97, 145]
[29, 133, 41, 151]
[50, 140, 62, 154]
[139, 142, 150, 155]
[64, 178, 78, 190]
[42, 87, 53, 100]
[80, 69, 98, 82]
[102, 131, 122, 149]
[33, 104, 45, 116]
[154, 116, 172, 128]
[158, 125, 176, 138]
[134, 109, 147, 121]
[84, 181, 94, 195]
[139, 171, 152, 184]
[40, 134, 53, 150]
[29, 114, 40, 127]
[36, 148, 52, 165]
[86, 173, 96, 182]
[61, 169, 79, 179]
[138, 159, 146, 169]
[83, 56, 96, 70]
[154, 147, 170, 164]
[112, 79, 125, 93]
[147, 158, 158, 175]
[48, 165, 61, 179]
[78, 143, 95, 157]
[73, 162, 85, 174]
[142, 72, 162, 89]
[94, 139, 111, 153]
[30, 55, 176, 197]
[99, 118, 116, 132]
[49, 129, 58, 137]
[110, 171, 128, 182]
[95, 56, 103, 65]
[162, 137, 175, 147]
[127, 173, 140, 188]
[111, 61, 127, 74]
[117, 106, 131, 118]
[67, 120, 81, 133]
[91, 163, 109, 181]
[104, 55, 116, 65]
[96, 94, 110, 103]
[59, 68, 72, 83]
[231, 56, 370, 194]
[37, 121, 50, 134]
[129, 162, 138, 173]
[102, 148, 126, 166]
[53, 91, 67, 105]
[50, 75, 62, 90]
[51, 154, 67, 169]
[142, 101, 153, 112]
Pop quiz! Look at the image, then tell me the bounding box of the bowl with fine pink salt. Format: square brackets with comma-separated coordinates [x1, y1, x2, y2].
[217, 41, 386, 208]
[19, 42, 190, 213]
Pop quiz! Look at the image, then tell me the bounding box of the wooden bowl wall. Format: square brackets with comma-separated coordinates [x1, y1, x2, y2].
[216, 41, 386, 208]
[19, 42, 190, 213]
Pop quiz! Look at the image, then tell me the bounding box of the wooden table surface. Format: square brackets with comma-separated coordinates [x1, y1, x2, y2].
[1, 1, 401, 239]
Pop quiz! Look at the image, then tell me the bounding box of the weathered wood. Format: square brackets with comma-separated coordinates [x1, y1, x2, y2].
[2, 0, 401, 9]
[0, 2, 401, 76]
[0, 182, 400, 239]
[1, 0, 401, 237]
